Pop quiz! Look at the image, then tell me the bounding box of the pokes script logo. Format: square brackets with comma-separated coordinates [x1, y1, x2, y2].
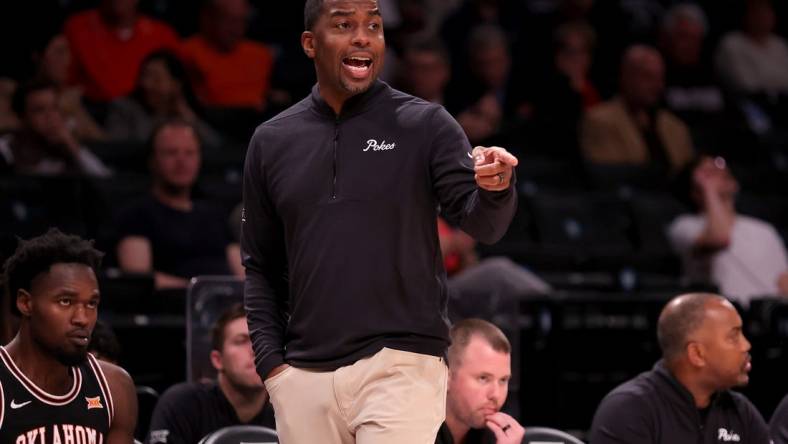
[363, 139, 396, 152]
[86, 396, 103, 410]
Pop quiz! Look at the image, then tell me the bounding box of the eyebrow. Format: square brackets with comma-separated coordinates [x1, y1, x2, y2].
[329, 8, 381, 18]
[54, 289, 100, 298]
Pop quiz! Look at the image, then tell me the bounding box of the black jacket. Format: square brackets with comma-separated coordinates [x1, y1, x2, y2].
[241, 80, 517, 379]
[589, 361, 770, 444]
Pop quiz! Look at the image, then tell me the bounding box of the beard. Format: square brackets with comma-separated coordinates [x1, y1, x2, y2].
[339, 76, 374, 97]
[54, 346, 88, 367]
[33, 330, 89, 367]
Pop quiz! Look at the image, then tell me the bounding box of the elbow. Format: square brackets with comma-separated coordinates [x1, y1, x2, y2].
[475, 226, 508, 245]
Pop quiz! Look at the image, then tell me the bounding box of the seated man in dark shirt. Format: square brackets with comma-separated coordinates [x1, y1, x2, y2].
[435, 318, 524, 444]
[116, 119, 243, 289]
[146, 303, 274, 444]
[589, 292, 770, 444]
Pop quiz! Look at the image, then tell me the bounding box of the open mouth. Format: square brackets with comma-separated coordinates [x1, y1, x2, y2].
[342, 56, 373, 79]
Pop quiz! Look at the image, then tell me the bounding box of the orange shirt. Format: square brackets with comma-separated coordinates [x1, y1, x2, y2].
[182, 35, 274, 109]
[64, 10, 181, 102]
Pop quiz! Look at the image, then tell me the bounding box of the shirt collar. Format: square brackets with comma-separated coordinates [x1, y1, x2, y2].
[310, 79, 387, 120]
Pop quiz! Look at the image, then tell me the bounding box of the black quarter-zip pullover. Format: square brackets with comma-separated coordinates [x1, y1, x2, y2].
[241, 80, 517, 378]
[589, 361, 770, 444]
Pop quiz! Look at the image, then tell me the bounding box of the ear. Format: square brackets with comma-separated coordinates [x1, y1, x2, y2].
[210, 349, 223, 372]
[302, 31, 316, 59]
[687, 341, 706, 368]
[16, 289, 33, 317]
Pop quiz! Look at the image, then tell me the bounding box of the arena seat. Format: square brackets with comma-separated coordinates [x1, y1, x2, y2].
[198, 425, 278, 444]
[523, 426, 584, 444]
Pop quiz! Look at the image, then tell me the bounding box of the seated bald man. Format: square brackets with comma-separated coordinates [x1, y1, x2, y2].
[589, 293, 770, 444]
[436, 318, 524, 444]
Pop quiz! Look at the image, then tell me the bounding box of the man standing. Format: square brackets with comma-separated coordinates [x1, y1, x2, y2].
[146, 304, 275, 444]
[589, 293, 770, 443]
[0, 228, 137, 443]
[241, 1, 518, 443]
[436, 319, 525, 444]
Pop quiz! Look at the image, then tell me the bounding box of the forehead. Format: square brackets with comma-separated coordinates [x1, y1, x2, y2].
[223, 316, 250, 338]
[154, 126, 200, 151]
[322, 0, 379, 14]
[458, 336, 510, 372]
[31, 263, 98, 294]
[27, 89, 57, 106]
[701, 300, 742, 331]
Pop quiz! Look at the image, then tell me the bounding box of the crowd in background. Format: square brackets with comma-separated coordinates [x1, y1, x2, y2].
[2, 0, 788, 440]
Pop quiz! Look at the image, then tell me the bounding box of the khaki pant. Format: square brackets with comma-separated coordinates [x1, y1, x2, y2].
[264, 347, 448, 444]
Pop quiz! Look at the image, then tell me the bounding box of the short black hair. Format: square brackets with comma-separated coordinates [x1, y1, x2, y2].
[211, 303, 246, 352]
[2, 228, 103, 303]
[11, 78, 57, 117]
[657, 293, 722, 362]
[304, 0, 325, 30]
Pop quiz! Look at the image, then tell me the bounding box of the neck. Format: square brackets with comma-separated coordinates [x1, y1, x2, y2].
[100, 10, 136, 30]
[152, 184, 192, 211]
[218, 375, 267, 423]
[206, 35, 236, 54]
[668, 361, 715, 408]
[5, 332, 74, 395]
[445, 410, 471, 444]
[317, 84, 349, 116]
[623, 100, 655, 129]
[746, 31, 770, 46]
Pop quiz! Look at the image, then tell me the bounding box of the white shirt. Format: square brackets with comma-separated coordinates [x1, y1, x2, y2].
[715, 31, 788, 94]
[669, 214, 788, 306]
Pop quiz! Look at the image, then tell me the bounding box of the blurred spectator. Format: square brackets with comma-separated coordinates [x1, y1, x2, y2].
[146, 304, 275, 444]
[393, 0, 462, 45]
[0, 80, 111, 176]
[448, 25, 511, 145]
[64, 0, 181, 102]
[105, 50, 223, 146]
[182, 0, 274, 111]
[88, 319, 122, 364]
[715, 0, 788, 96]
[659, 4, 726, 132]
[439, 218, 550, 322]
[668, 156, 788, 306]
[523, 21, 599, 159]
[441, 0, 523, 88]
[0, 78, 19, 134]
[581, 45, 694, 176]
[33, 32, 107, 141]
[589, 293, 769, 443]
[397, 39, 451, 105]
[552, 22, 600, 110]
[115, 119, 243, 290]
[436, 318, 524, 443]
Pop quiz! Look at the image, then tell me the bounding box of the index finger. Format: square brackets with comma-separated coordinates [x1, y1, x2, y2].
[485, 411, 513, 428]
[491, 148, 519, 167]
